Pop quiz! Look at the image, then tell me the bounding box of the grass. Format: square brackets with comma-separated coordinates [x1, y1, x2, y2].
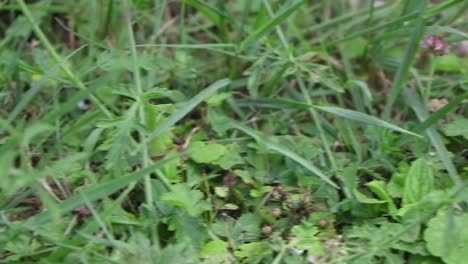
[1, 0, 467, 263]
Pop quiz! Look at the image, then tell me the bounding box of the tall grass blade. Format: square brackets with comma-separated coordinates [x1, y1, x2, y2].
[234, 98, 421, 137]
[383, 0, 427, 118]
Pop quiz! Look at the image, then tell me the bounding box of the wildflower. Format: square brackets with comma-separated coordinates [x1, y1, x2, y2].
[422, 36, 449, 56]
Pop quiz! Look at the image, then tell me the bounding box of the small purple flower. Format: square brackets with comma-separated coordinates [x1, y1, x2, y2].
[422, 36, 449, 56]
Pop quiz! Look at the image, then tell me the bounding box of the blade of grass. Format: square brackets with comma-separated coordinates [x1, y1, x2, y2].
[0, 4, 69, 12]
[261, 0, 288, 51]
[239, 0, 308, 49]
[234, 98, 421, 137]
[230, 120, 339, 189]
[69, 182, 137, 246]
[296, 77, 337, 170]
[383, 0, 427, 119]
[424, 26, 468, 39]
[78, 190, 116, 243]
[314, 105, 422, 138]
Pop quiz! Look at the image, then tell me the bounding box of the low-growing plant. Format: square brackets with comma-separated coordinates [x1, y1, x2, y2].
[0, 0, 466, 263]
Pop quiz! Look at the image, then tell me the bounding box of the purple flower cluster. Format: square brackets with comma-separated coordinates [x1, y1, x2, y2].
[422, 36, 449, 56]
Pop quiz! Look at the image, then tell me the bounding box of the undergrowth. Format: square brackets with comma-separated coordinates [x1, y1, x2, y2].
[0, 0, 467, 263]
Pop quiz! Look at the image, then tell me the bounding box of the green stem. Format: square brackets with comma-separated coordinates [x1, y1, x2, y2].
[124, 1, 153, 208]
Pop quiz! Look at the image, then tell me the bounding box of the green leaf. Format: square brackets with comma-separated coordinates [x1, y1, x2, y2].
[161, 184, 211, 217]
[234, 170, 254, 184]
[424, 208, 468, 264]
[393, 241, 429, 255]
[188, 141, 226, 163]
[397, 190, 450, 224]
[352, 189, 386, 204]
[206, 108, 232, 134]
[444, 118, 468, 139]
[205, 92, 231, 106]
[234, 241, 271, 263]
[237, 213, 263, 237]
[434, 53, 463, 72]
[168, 210, 209, 247]
[221, 203, 239, 210]
[250, 186, 273, 198]
[402, 158, 434, 206]
[381, 222, 420, 244]
[213, 143, 244, 169]
[367, 180, 398, 215]
[290, 224, 320, 250]
[214, 187, 229, 198]
[200, 240, 230, 263]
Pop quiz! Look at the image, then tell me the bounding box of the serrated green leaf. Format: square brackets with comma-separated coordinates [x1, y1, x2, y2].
[161, 184, 211, 217]
[200, 240, 229, 263]
[402, 158, 434, 206]
[424, 208, 468, 264]
[168, 210, 209, 247]
[212, 143, 244, 169]
[234, 241, 271, 262]
[188, 141, 226, 164]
